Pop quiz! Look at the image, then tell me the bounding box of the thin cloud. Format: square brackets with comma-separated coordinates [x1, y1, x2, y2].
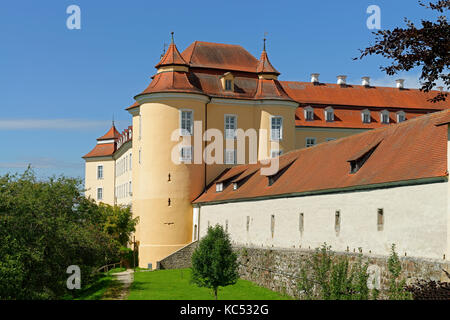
[0, 157, 82, 170]
[0, 119, 128, 130]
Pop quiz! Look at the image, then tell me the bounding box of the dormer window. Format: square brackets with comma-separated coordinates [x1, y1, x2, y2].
[348, 142, 381, 174]
[216, 183, 223, 192]
[304, 106, 314, 121]
[225, 80, 232, 90]
[362, 109, 371, 123]
[233, 182, 238, 190]
[397, 111, 406, 123]
[221, 72, 234, 91]
[324, 107, 334, 122]
[380, 110, 390, 124]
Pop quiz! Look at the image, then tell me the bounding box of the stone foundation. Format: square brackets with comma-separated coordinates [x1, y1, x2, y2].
[155, 242, 450, 299]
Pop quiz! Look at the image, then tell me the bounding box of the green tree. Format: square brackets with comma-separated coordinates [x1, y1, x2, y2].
[191, 225, 238, 300]
[0, 168, 137, 299]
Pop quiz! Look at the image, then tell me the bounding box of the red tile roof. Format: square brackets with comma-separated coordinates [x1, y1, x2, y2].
[82, 143, 115, 159]
[155, 41, 188, 68]
[194, 109, 450, 204]
[97, 124, 120, 141]
[256, 50, 279, 75]
[282, 81, 448, 110]
[137, 71, 203, 96]
[181, 41, 259, 73]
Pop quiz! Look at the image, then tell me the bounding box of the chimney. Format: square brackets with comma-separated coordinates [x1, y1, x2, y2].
[361, 76, 370, 87]
[436, 86, 444, 92]
[396, 79, 405, 89]
[337, 75, 347, 85]
[311, 73, 320, 84]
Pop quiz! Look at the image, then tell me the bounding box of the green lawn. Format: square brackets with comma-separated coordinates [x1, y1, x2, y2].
[127, 268, 292, 300]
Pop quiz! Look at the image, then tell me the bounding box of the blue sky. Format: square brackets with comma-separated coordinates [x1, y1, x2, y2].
[0, 0, 443, 179]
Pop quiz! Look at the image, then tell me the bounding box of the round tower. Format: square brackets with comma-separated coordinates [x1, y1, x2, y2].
[254, 39, 298, 160]
[128, 34, 208, 268]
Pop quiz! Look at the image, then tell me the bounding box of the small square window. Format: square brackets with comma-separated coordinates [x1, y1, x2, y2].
[306, 137, 316, 147]
[216, 183, 223, 192]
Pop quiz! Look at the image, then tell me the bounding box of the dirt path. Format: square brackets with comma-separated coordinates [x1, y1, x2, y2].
[102, 269, 134, 300]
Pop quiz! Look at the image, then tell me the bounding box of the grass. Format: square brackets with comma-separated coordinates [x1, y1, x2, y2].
[69, 268, 126, 300]
[128, 268, 292, 300]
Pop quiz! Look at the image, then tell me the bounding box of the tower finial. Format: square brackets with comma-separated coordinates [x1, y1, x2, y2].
[112, 114, 115, 126]
[171, 31, 174, 43]
[263, 32, 268, 51]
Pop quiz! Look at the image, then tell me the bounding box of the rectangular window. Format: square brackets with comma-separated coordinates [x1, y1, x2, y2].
[139, 149, 141, 164]
[216, 183, 223, 192]
[224, 115, 237, 139]
[129, 181, 132, 196]
[363, 113, 371, 123]
[271, 116, 283, 141]
[381, 112, 390, 124]
[335, 210, 341, 235]
[97, 165, 103, 180]
[306, 137, 316, 147]
[305, 108, 314, 121]
[325, 110, 334, 121]
[180, 110, 193, 136]
[299, 213, 304, 233]
[271, 215, 275, 238]
[97, 188, 103, 201]
[225, 79, 232, 91]
[129, 153, 132, 170]
[246, 216, 250, 232]
[224, 149, 236, 164]
[377, 208, 384, 231]
[180, 146, 192, 162]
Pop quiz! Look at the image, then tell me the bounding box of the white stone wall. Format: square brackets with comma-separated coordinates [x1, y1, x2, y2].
[198, 182, 448, 261]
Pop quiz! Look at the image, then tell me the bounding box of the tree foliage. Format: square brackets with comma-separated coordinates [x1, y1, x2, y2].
[387, 244, 413, 300]
[298, 244, 373, 300]
[357, 0, 449, 102]
[191, 225, 238, 300]
[0, 168, 137, 299]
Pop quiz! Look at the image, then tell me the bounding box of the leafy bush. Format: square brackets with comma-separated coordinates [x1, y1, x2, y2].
[0, 168, 137, 299]
[387, 244, 413, 300]
[298, 244, 374, 300]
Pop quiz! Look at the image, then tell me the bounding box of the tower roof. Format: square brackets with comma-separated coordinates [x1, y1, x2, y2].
[155, 33, 189, 69]
[256, 45, 280, 75]
[97, 123, 120, 141]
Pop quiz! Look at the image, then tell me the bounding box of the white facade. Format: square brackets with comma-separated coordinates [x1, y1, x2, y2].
[197, 181, 449, 261]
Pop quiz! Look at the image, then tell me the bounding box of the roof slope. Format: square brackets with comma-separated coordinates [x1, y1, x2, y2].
[182, 41, 259, 73]
[82, 143, 115, 159]
[283, 81, 448, 110]
[195, 109, 450, 204]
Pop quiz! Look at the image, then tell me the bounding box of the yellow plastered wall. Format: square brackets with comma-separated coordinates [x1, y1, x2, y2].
[132, 98, 206, 268]
[84, 158, 115, 205]
[295, 128, 368, 149]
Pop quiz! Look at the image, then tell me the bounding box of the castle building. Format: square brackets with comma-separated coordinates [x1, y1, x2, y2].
[83, 36, 448, 268]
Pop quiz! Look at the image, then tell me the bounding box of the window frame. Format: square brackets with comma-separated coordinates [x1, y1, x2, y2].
[97, 187, 103, 201]
[380, 110, 390, 124]
[224, 114, 237, 140]
[362, 109, 371, 124]
[304, 106, 314, 121]
[396, 111, 406, 123]
[324, 106, 334, 122]
[224, 149, 237, 165]
[97, 165, 103, 180]
[270, 116, 283, 141]
[305, 137, 316, 148]
[180, 109, 194, 136]
[180, 146, 193, 163]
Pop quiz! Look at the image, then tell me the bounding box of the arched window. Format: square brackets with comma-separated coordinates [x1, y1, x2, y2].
[324, 106, 334, 122]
